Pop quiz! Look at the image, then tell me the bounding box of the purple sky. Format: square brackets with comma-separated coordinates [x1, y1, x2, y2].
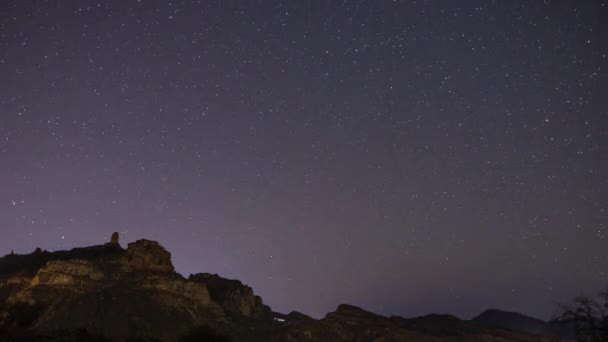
[1, 0, 606, 320]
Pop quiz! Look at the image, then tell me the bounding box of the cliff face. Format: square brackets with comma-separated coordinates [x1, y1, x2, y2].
[189, 273, 271, 318]
[0, 237, 224, 341]
[0, 234, 571, 341]
[124, 239, 175, 273]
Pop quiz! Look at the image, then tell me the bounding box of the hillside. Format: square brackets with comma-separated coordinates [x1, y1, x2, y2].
[0, 234, 571, 341]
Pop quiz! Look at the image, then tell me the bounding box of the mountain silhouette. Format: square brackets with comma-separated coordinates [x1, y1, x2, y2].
[0, 233, 574, 341]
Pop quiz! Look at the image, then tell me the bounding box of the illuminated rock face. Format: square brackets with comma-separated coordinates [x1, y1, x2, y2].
[0, 236, 571, 341]
[124, 239, 175, 273]
[189, 273, 270, 318]
[32, 260, 105, 287]
[0, 237, 223, 341]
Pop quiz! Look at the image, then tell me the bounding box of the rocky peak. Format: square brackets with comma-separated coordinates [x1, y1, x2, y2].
[124, 239, 174, 273]
[335, 304, 370, 314]
[108, 232, 120, 246]
[472, 309, 571, 338]
[325, 304, 386, 324]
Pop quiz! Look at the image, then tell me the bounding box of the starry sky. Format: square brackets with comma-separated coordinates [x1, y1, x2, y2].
[1, 0, 607, 320]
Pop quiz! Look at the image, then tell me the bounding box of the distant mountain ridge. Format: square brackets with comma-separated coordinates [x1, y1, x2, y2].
[473, 309, 574, 339]
[0, 234, 574, 341]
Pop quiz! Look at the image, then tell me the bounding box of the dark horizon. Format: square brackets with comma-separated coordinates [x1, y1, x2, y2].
[1, 0, 606, 323]
[1, 232, 602, 322]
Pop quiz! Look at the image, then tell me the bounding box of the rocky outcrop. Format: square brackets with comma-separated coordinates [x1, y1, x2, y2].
[0, 273, 31, 290]
[0, 235, 574, 341]
[0, 234, 221, 341]
[109, 232, 120, 246]
[189, 273, 270, 318]
[318, 304, 428, 341]
[32, 260, 105, 287]
[124, 239, 174, 273]
[141, 273, 213, 305]
[324, 304, 387, 325]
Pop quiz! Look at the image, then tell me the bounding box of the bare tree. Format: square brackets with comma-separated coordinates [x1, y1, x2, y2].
[556, 287, 608, 341]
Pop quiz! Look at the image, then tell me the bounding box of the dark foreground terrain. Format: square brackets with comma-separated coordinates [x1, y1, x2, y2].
[0, 234, 573, 341]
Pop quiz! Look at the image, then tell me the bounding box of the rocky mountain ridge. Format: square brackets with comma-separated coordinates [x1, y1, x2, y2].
[0, 234, 573, 341]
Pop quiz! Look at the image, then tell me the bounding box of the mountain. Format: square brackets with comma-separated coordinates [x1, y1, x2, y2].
[473, 309, 575, 339]
[0, 234, 571, 341]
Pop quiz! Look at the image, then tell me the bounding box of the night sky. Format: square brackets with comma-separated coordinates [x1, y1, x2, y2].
[1, 0, 607, 321]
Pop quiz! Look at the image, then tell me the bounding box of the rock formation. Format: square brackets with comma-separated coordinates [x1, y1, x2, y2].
[123, 239, 175, 273]
[110, 232, 120, 246]
[473, 309, 575, 339]
[0, 234, 221, 341]
[189, 273, 270, 318]
[0, 234, 572, 341]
